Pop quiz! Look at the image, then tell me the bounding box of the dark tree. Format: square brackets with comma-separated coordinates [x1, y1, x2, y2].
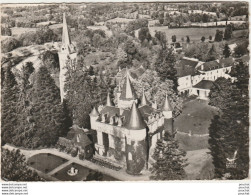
[209, 35, 212, 41]
[208, 61, 249, 179]
[1, 148, 42, 181]
[201, 36, 205, 42]
[150, 132, 187, 180]
[224, 24, 233, 40]
[154, 47, 178, 91]
[138, 27, 152, 43]
[223, 44, 231, 58]
[171, 35, 176, 43]
[206, 44, 218, 61]
[214, 30, 223, 42]
[186, 36, 190, 43]
[234, 41, 249, 57]
[28, 66, 68, 148]
[1, 65, 19, 145]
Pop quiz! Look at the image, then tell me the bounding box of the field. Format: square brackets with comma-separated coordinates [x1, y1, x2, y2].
[27, 153, 68, 173]
[148, 27, 225, 42]
[11, 27, 37, 36]
[106, 17, 135, 23]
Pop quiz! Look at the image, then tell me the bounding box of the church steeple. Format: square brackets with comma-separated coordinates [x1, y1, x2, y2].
[106, 92, 114, 106]
[163, 94, 172, 111]
[62, 12, 71, 46]
[125, 101, 146, 130]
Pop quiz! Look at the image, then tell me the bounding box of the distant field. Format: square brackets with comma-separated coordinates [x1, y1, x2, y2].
[148, 27, 225, 42]
[11, 27, 37, 36]
[106, 17, 135, 23]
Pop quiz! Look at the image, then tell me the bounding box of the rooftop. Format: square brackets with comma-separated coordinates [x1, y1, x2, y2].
[193, 80, 214, 90]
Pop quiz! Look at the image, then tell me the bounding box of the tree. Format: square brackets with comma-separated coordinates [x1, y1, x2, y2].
[150, 132, 187, 180]
[214, 30, 223, 42]
[39, 50, 59, 72]
[1, 37, 20, 53]
[26, 66, 68, 148]
[1, 148, 42, 181]
[208, 61, 249, 179]
[138, 27, 152, 43]
[64, 59, 101, 128]
[209, 35, 212, 41]
[223, 43, 231, 58]
[171, 35, 176, 43]
[186, 36, 190, 43]
[224, 24, 233, 40]
[1, 65, 19, 145]
[154, 47, 178, 91]
[206, 44, 218, 61]
[201, 36, 205, 42]
[234, 41, 249, 57]
[155, 31, 167, 49]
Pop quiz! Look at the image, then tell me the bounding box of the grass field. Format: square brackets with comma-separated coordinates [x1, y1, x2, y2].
[185, 149, 214, 180]
[174, 99, 218, 135]
[53, 162, 118, 181]
[28, 153, 68, 174]
[177, 133, 209, 151]
[11, 27, 37, 36]
[148, 27, 225, 43]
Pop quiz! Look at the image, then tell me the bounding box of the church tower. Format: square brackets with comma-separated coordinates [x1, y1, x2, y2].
[162, 94, 174, 135]
[125, 101, 148, 175]
[58, 13, 77, 102]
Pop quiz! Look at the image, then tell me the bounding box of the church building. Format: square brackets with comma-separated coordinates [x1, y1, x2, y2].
[90, 71, 174, 175]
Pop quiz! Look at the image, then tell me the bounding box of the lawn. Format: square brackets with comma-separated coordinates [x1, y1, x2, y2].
[27, 153, 68, 174]
[174, 99, 218, 135]
[11, 27, 37, 36]
[148, 27, 225, 43]
[176, 133, 209, 151]
[53, 162, 118, 181]
[185, 149, 214, 180]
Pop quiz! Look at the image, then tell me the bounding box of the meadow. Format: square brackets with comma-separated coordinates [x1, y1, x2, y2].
[148, 27, 225, 42]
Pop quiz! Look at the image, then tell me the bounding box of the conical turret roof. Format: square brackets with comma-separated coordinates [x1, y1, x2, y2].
[62, 13, 71, 45]
[125, 101, 147, 130]
[90, 107, 99, 117]
[120, 70, 137, 100]
[106, 92, 114, 106]
[140, 88, 149, 106]
[163, 94, 172, 111]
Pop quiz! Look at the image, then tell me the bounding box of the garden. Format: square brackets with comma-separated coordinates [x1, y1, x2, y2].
[27, 153, 68, 174]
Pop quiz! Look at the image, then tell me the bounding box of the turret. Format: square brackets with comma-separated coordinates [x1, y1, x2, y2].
[140, 88, 149, 106]
[125, 102, 147, 175]
[117, 69, 137, 109]
[106, 92, 114, 107]
[89, 107, 99, 129]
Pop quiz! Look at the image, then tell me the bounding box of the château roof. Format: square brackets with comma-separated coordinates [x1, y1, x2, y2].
[162, 94, 173, 111]
[120, 70, 137, 100]
[125, 101, 147, 130]
[140, 89, 150, 106]
[90, 107, 99, 117]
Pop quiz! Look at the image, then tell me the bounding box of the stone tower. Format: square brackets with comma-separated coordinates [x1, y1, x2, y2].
[125, 101, 148, 175]
[58, 13, 77, 102]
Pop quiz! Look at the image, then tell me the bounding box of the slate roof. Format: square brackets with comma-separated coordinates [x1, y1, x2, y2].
[124, 102, 147, 130]
[193, 80, 214, 90]
[176, 59, 199, 77]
